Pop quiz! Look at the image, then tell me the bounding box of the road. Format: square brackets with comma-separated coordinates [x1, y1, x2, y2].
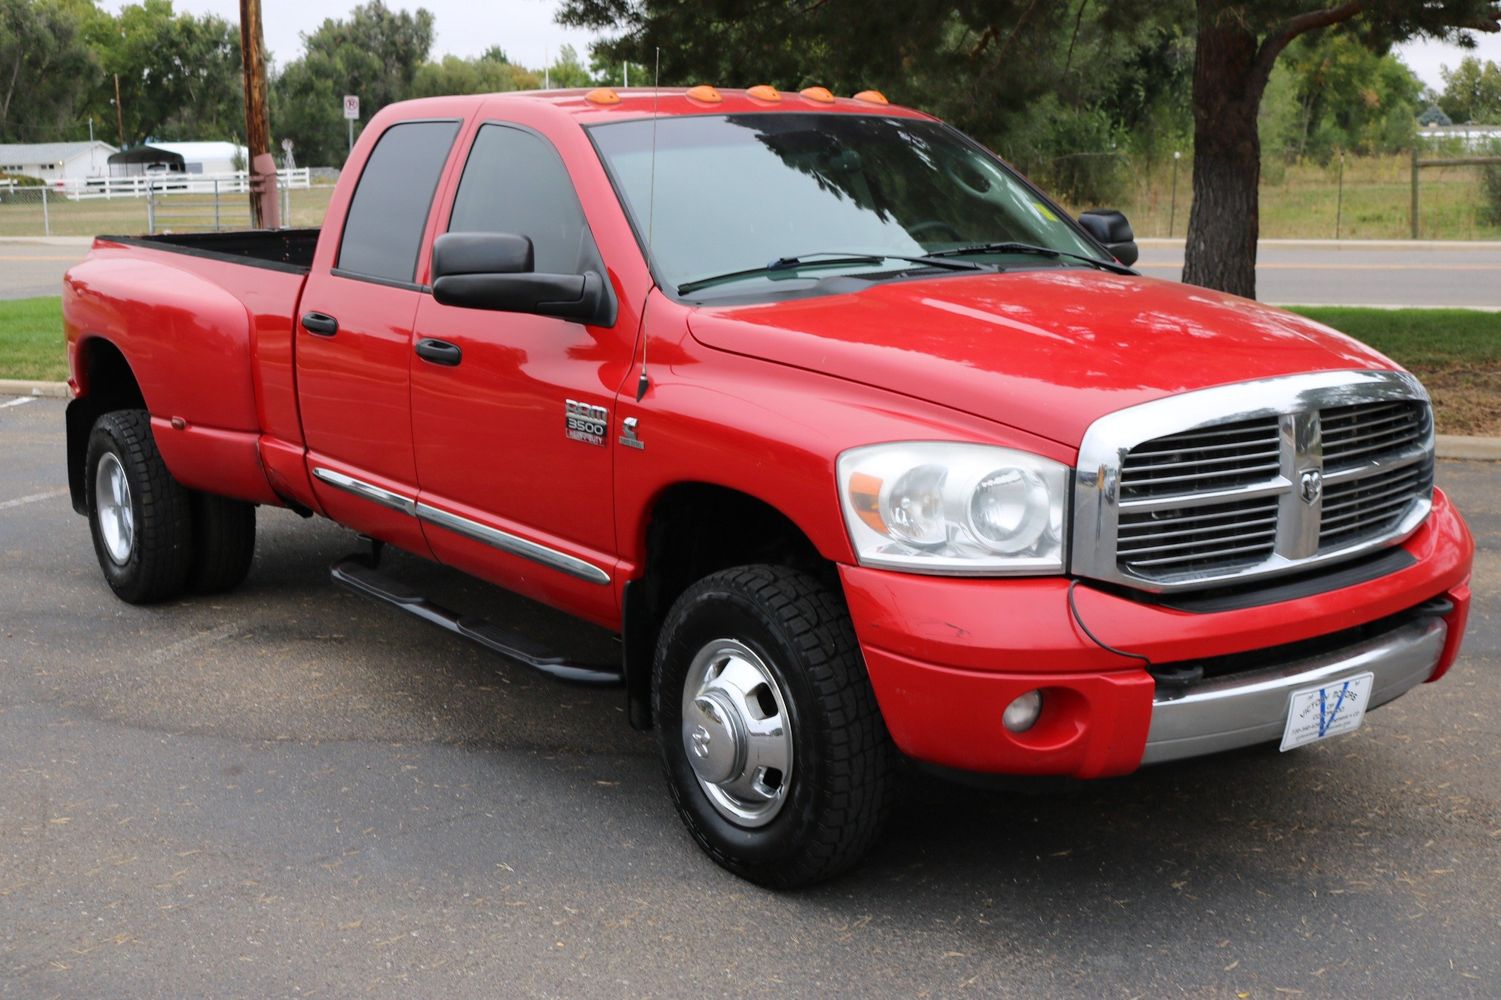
[1135, 239, 1501, 310]
[0, 239, 90, 300]
[4, 237, 1501, 308]
[2, 395, 1497, 999]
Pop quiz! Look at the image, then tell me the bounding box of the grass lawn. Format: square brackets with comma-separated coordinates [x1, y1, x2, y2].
[2, 297, 1495, 435]
[0, 296, 66, 381]
[1289, 307, 1501, 437]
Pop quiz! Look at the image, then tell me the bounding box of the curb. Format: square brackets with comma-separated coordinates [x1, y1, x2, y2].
[5, 383, 1499, 459]
[0, 379, 69, 399]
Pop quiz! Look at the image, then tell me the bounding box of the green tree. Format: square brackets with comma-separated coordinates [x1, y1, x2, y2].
[84, 0, 243, 146]
[273, 0, 434, 167]
[411, 52, 539, 98]
[544, 44, 592, 88]
[1260, 33, 1423, 161]
[0, 0, 99, 143]
[1438, 55, 1501, 123]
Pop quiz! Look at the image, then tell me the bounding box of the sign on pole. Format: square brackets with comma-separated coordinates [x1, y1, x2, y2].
[343, 95, 359, 155]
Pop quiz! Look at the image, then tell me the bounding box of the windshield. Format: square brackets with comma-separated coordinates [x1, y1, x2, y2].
[588, 113, 1104, 299]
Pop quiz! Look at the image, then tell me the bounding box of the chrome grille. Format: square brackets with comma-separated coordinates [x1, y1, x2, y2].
[1072, 371, 1435, 593]
[1321, 400, 1429, 471]
[1117, 495, 1279, 574]
[1119, 416, 1281, 499]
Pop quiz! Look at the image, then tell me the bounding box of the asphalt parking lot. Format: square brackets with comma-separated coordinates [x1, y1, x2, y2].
[2, 395, 1498, 999]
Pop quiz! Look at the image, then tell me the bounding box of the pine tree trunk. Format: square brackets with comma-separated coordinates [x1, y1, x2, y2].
[1182, 14, 1267, 300]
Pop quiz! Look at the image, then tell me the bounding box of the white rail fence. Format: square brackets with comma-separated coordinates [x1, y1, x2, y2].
[0, 169, 313, 235]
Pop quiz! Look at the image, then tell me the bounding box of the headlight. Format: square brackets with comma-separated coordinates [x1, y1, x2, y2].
[837, 442, 1068, 575]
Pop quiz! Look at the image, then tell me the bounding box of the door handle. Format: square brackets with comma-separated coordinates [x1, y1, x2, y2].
[415, 338, 462, 366]
[301, 312, 339, 336]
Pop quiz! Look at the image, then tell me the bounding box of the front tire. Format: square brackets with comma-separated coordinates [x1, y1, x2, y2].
[85, 410, 192, 604]
[654, 565, 895, 887]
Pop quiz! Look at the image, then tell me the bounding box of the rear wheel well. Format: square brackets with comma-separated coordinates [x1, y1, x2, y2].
[67, 338, 147, 514]
[622, 483, 837, 729]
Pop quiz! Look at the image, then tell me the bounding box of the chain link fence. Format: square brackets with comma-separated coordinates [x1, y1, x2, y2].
[0, 176, 333, 237]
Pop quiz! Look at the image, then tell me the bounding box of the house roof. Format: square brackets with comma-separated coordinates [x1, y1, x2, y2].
[0, 141, 117, 164]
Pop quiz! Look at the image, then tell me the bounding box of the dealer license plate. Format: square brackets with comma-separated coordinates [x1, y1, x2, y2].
[1279, 672, 1375, 752]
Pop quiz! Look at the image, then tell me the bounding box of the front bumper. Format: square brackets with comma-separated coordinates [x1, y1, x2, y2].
[1140, 613, 1445, 765]
[841, 487, 1473, 779]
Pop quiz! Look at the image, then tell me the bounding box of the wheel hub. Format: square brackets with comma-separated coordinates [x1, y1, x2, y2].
[680, 639, 793, 828]
[94, 452, 134, 565]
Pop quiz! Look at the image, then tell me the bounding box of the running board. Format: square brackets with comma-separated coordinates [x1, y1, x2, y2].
[330, 557, 623, 686]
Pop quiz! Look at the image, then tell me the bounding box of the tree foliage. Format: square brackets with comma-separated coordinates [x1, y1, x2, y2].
[1260, 33, 1423, 162]
[84, 0, 243, 146]
[273, 0, 434, 167]
[1438, 55, 1501, 122]
[0, 0, 98, 143]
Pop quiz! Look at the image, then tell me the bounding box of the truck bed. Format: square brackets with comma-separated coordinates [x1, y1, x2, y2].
[99, 228, 320, 272]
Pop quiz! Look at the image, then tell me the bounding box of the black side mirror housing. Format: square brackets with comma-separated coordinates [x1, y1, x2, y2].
[1078, 210, 1139, 267]
[430, 231, 615, 326]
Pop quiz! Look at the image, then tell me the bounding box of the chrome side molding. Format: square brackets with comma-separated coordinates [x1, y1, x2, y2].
[312, 466, 417, 516]
[415, 502, 611, 586]
[310, 466, 611, 586]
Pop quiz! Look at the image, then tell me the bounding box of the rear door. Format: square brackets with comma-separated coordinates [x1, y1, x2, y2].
[409, 122, 635, 625]
[296, 118, 462, 553]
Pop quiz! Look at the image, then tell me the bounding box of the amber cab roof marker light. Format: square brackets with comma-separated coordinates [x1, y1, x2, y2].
[685, 84, 723, 104]
[747, 85, 781, 103]
[853, 90, 889, 105]
[799, 86, 836, 104]
[585, 87, 621, 106]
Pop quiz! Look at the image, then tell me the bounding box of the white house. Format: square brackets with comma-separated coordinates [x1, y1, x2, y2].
[1418, 124, 1501, 150]
[0, 141, 117, 182]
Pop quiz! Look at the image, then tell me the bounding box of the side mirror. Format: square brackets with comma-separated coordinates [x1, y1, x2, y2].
[1077, 210, 1138, 267]
[431, 231, 614, 326]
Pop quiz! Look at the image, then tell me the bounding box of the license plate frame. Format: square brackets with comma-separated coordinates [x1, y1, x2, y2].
[1279, 672, 1376, 752]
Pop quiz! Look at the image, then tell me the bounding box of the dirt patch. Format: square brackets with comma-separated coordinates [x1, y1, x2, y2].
[1409, 364, 1501, 436]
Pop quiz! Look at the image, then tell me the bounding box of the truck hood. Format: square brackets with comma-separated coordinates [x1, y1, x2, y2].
[686, 270, 1397, 447]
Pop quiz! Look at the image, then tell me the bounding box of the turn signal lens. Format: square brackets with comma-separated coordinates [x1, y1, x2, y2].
[1003, 690, 1043, 733]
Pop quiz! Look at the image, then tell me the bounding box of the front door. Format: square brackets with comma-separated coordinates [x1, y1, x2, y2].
[410, 122, 635, 624]
[297, 118, 461, 554]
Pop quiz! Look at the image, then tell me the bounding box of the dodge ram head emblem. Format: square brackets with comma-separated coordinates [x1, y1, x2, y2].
[1299, 468, 1323, 504]
[565, 399, 607, 446]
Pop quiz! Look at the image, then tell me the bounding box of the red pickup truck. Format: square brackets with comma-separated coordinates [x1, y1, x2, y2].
[63, 87, 1474, 887]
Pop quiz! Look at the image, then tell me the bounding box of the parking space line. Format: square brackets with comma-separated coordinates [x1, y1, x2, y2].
[0, 489, 67, 510]
[1, 397, 37, 409]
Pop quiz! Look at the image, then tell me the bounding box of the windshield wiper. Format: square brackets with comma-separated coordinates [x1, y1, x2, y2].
[926, 241, 1135, 275]
[678, 251, 984, 296]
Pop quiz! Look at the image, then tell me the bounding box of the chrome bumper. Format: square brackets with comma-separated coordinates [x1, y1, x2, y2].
[1140, 616, 1447, 765]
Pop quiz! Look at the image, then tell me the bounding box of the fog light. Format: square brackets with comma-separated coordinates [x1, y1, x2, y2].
[1002, 690, 1043, 733]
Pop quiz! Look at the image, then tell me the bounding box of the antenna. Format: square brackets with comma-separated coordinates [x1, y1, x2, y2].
[635, 47, 661, 403]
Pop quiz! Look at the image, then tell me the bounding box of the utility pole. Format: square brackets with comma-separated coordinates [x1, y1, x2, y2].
[239, 0, 280, 228]
[113, 74, 125, 146]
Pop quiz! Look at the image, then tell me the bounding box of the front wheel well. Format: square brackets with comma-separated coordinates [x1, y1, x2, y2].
[622, 483, 838, 730]
[67, 338, 147, 514]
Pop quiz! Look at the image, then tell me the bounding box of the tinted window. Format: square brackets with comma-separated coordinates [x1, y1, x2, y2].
[449, 124, 598, 274]
[338, 120, 460, 283]
[589, 113, 1102, 297]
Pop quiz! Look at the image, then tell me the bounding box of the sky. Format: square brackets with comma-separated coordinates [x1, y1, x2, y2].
[101, 0, 1501, 91]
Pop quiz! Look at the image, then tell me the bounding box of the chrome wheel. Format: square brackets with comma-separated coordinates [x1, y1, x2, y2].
[94, 452, 134, 565]
[681, 638, 793, 828]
